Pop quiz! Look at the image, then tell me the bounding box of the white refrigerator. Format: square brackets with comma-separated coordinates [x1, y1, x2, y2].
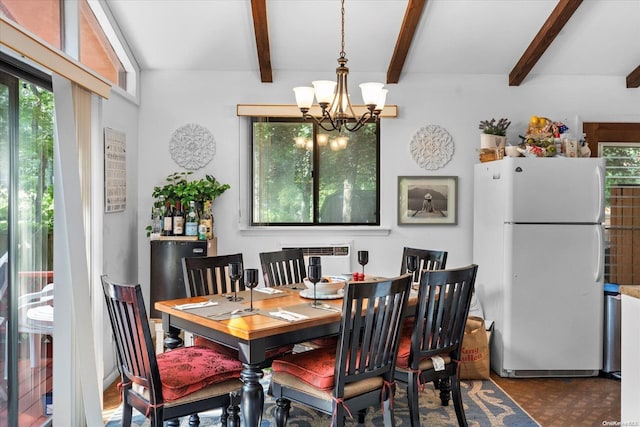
[473, 157, 604, 378]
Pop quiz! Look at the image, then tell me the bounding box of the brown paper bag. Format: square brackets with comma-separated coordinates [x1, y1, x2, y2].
[459, 316, 490, 380]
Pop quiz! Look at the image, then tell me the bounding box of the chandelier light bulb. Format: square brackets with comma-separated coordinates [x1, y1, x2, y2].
[330, 139, 340, 151]
[305, 139, 314, 150]
[293, 87, 315, 110]
[375, 89, 388, 111]
[317, 133, 329, 146]
[359, 82, 384, 106]
[312, 80, 337, 104]
[294, 136, 307, 148]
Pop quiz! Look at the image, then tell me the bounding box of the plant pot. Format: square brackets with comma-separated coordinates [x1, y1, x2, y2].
[480, 134, 506, 149]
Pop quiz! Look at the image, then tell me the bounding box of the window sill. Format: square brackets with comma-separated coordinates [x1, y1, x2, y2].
[238, 225, 391, 236]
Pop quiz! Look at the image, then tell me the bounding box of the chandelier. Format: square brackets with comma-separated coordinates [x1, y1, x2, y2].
[293, 0, 388, 133]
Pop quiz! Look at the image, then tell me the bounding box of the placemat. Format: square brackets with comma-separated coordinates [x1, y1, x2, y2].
[185, 300, 252, 320]
[264, 302, 341, 322]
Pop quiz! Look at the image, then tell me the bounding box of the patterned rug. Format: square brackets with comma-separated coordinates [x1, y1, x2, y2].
[105, 369, 539, 426]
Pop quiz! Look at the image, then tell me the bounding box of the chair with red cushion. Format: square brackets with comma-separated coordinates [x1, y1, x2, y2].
[182, 254, 293, 360]
[101, 275, 243, 427]
[400, 246, 448, 284]
[394, 265, 478, 427]
[269, 275, 412, 427]
[259, 249, 306, 287]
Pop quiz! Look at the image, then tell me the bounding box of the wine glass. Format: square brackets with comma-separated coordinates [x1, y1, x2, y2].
[228, 261, 244, 302]
[244, 268, 259, 311]
[357, 250, 369, 275]
[309, 256, 321, 266]
[308, 263, 322, 308]
[406, 255, 418, 287]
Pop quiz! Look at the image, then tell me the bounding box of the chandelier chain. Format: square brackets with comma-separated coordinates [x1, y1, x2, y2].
[340, 0, 346, 59]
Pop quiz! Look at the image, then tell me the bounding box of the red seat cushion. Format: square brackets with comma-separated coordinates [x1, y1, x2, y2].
[194, 335, 293, 360]
[156, 345, 243, 401]
[271, 346, 337, 390]
[396, 331, 413, 369]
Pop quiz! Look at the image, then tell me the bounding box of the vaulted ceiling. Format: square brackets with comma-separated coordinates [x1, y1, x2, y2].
[105, 0, 640, 88]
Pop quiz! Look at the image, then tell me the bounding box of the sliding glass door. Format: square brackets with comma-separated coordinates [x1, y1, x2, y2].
[0, 64, 55, 425]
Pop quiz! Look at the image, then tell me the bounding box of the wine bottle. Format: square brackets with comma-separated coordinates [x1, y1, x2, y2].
[199, 200, 213, 240]
[185, 200, 199, 236]
[173, 200, 184, 236]
[162, 201, 173, 236]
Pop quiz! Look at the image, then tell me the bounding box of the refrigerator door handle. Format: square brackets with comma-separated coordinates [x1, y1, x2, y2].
[596, 165, 605, 223]
[596, 225, 604, 282]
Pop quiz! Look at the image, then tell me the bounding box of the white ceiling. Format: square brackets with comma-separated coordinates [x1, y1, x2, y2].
[104, 0, 640, 82]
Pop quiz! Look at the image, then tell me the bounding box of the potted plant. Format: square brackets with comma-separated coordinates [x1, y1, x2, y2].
[479, 118, 510, 149]
[146, 172, 230, 236]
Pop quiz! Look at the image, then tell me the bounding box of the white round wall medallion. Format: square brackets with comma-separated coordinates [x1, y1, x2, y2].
[169, 123, 216, 170]
[410, 125, 455, 170]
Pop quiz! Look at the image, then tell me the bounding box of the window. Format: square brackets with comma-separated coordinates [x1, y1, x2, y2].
[601, 143, 640, 286]
[251, 118, 380, 226]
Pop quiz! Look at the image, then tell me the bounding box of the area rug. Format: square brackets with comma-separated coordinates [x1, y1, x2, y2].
[105, 369, 539, 426]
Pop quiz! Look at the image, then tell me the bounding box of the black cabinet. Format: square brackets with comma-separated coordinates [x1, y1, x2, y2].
[150, 239, 207, 318]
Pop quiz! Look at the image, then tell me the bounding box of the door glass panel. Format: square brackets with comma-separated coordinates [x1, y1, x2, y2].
[0, 69, 54, 424]
[17, 78, 54, 423]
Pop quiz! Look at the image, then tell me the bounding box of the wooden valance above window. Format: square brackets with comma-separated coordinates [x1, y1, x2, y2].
[1, 17, 111, 99]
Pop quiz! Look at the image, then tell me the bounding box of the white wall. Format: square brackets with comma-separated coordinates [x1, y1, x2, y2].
[135, 70, 640, 305]
[101, 89, 140, 383]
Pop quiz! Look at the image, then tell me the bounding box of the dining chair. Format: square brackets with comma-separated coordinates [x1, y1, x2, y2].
[259, 249, 306, 287]
[18, 282, 54, 368]
[269, 274, 412, 427]
[101, 275, 243, 427]
[182, 254, 293, 360]
[400, 246, 448, 284]
[394, 264, 478, 427]
[182, 253, 245, 298]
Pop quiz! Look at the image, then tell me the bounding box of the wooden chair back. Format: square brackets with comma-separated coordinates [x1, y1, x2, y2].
[259, 248, 306, 287]
[410, 265, 478, 368]
[101, 275, 164, 405]
[400, 246, 448, 284]
[182, 253, 244, 297]
[334, 275, 412, 395]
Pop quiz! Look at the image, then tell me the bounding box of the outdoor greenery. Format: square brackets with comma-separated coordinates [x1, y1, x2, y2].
[0, 79, 54, 267]
[252, 119, 378, 225]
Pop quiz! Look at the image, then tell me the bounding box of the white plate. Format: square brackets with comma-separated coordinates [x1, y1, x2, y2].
[299, 288, 344, 300]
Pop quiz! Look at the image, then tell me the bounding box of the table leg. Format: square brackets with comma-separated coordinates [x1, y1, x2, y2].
[240, 363, 264, 427]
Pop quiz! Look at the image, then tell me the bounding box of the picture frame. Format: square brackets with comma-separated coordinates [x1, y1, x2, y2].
[397, 176, 457, 225]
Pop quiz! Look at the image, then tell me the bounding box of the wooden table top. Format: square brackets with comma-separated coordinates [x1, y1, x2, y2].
[154, 286, 344, 341]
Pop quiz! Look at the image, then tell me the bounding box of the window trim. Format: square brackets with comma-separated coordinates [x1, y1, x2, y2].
[249, 116, 381, 227]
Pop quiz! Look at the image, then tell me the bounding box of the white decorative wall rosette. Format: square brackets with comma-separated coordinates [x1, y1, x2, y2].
[410, 125, 455, 170]
[169, 123, 216, 170]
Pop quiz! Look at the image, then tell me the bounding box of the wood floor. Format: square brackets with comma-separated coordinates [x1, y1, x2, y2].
[102, 371, 622, 426]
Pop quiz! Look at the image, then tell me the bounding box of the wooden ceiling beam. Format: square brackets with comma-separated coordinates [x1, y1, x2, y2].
[386, 0, 428, 84]
[626, 65, 640, 88]
[251, 0, 273, 83]
[509, 0, 582, 86]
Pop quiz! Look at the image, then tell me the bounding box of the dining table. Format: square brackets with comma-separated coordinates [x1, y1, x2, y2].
[154, 278, 416, 427]
[155, 282, 345, 427]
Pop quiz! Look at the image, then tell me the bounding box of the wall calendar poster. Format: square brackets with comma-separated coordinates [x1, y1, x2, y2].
[104, 128, 126, 212]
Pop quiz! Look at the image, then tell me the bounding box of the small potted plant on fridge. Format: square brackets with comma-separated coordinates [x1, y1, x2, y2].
[478, 117, 510, 149]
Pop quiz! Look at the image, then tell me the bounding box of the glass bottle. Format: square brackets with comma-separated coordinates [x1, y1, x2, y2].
[162, 200, 173, 236]
[173, 200, 184, 236]
[185, 200, 199, 236]
[199, 201, 213, 240]
[151, 196, 163, 235]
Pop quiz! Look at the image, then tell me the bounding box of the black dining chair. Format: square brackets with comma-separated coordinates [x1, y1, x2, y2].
[269, 275, 412, 427]
[182, 253, 245, 297]
[394, 265, 478, 427]
[400, 246, 448, 284]
[182, 253, 293, 360]
[259, 249, 306, 287]
[101, 275, 243, 427]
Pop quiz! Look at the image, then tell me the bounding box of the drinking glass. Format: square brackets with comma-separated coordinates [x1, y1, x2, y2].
[228, 261, 244, 302]
[358, 250, 369, 275]
[308, 264, 322, 308]
[309, 256, 321, 266]
[406, 255, 418, 287]
[244, 268, 259, 311]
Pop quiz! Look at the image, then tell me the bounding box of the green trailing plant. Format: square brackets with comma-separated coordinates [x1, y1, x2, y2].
[479, 118, 511, 136]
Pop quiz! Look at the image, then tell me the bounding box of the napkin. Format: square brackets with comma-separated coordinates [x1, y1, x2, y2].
[255, 287, 283, 294]
[174, 301, 218, 310]
[268, 310, 308, 322]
